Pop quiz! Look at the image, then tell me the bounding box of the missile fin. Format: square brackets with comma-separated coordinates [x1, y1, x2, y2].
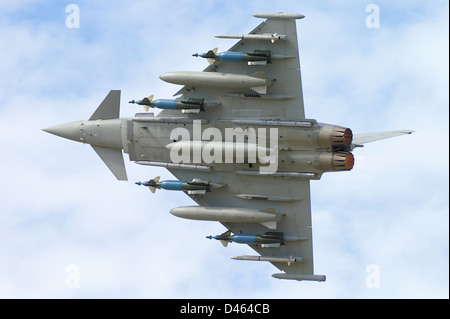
[219, 230, 232, 246]
[249, 72, 271, 94]
[250, 86, 268, 94]
[259, 208, 278, 229]
[147, 176, 159, 193]
[222, 230, 232, 237]
[260, 220, 277, 230]
[143, 95, 154, 112]
[220, 240, 229, 247]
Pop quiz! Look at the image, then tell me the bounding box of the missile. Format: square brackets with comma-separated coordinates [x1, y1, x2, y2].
[159, 71, 271, 94]
[129, 95, 205, 112]
[271, 273, 326, 282]
[170, 206, 282, 229]
[214, 33, 287, 43]
[206, 230, 284, 247]
[135, 176, 222, 194]
[253, 12, 305, 20]
[193, 49, 271, 66]
[231, 255, 303, 265]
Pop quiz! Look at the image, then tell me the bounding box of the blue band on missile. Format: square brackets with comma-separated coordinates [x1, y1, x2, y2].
[160, 180, 184, 191]
[154, 99, 177, 110]
[218, 52, 244, 62]
[232, 234, 257, 244]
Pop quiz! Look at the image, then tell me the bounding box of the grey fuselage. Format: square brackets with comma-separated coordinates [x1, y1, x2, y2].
[46, 113, 354, 180]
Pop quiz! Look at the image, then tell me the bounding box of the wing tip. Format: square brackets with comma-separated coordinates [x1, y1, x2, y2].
[272, 273, 326, 282]
[253, 12, 305, 20]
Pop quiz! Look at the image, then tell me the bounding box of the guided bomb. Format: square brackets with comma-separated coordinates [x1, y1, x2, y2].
[136, 176, 223, 195]
[193, 49, 271, 66]
[129, 95, 205, 112]
[206, 230, 284, 247]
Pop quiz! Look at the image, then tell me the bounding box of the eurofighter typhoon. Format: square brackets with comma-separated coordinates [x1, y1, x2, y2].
[43, 12, 413, 281]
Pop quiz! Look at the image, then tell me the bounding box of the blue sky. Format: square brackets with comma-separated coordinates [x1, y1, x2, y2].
[0, 0, 448, 298]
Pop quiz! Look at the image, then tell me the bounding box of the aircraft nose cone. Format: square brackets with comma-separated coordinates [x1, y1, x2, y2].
[42, 120, 82, 142]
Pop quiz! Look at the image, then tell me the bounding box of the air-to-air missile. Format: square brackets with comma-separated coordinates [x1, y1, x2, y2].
[206, 230, 284, 247]
[193, 49, 271, 66]
[231, 255, 303, 265]
[214, 33, 287, 43]
[135, 176, 223, 195]
[129, 95, 206, 112]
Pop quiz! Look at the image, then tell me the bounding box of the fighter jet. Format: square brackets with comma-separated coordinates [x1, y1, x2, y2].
[43, 12, 413, 282]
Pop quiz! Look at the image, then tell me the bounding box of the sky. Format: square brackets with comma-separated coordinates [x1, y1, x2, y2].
[0, 0, 448, 299]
